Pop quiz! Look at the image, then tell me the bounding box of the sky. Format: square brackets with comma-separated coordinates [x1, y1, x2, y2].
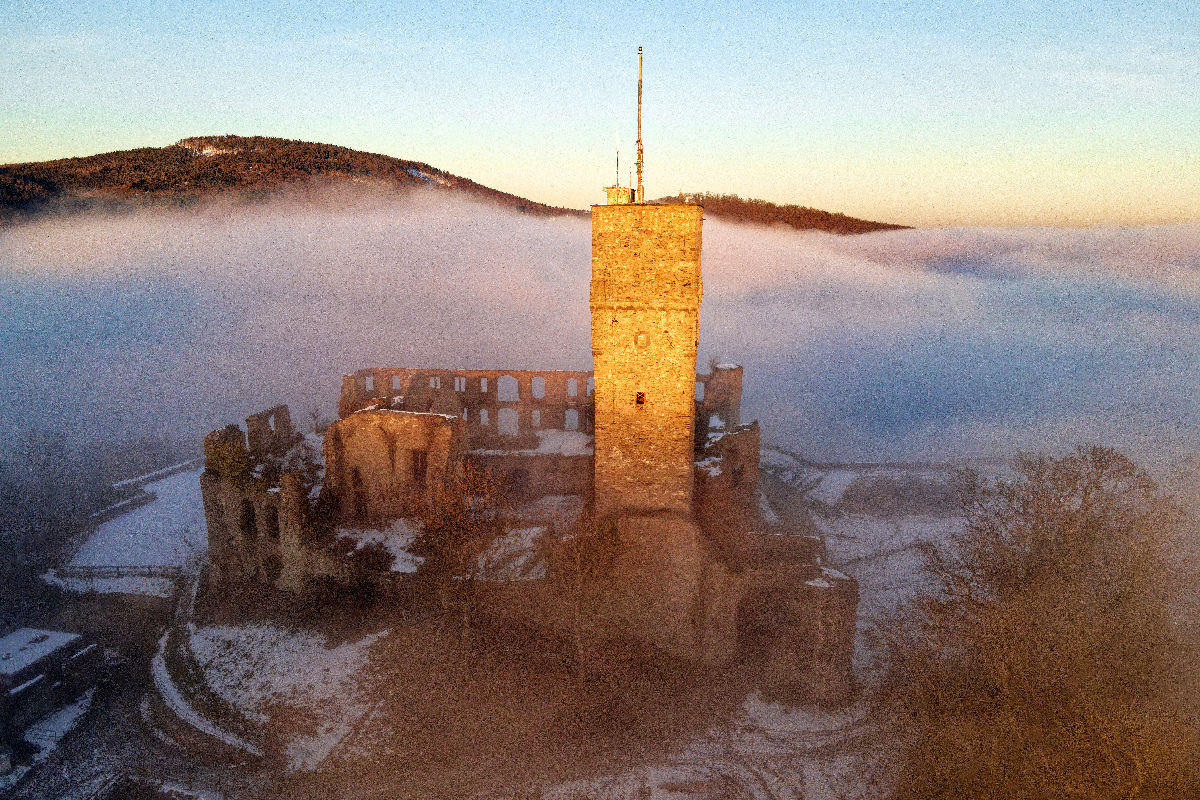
[1, 0, 1198, 226]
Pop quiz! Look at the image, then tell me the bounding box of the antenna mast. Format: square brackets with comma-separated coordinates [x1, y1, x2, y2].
[636, 46, 644, 202]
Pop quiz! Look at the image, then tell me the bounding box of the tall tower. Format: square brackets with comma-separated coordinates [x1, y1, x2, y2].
[591, 48, 703, 518]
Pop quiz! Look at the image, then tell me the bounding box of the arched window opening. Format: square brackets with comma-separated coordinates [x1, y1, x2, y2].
[498, 375, 519, 402]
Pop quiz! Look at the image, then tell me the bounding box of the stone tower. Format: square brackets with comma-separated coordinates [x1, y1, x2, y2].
[591, 47, 704, 519]
[590, 201, 703, 517]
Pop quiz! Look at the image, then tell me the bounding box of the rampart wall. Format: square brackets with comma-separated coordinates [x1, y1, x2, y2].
[339, 368, 596, 450]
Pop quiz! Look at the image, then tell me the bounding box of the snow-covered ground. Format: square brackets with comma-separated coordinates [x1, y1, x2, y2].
[46, 466, 207, 597]
[0, 689, 94, 793]
[151, 633, 262, 757]
[816, 513, 963, 672]
[188, 624, 387, 771]
[72, 467, 207, 569]
[530, 694, 885, 800]
[471, 429, 594, 456]
[337, 518, 424, 573]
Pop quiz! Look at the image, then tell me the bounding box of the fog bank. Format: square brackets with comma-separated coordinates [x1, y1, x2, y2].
[2, 190, 1197, 471]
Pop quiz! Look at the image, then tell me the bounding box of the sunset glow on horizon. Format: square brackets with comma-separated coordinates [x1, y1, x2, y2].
[3, 0, 1197, 227]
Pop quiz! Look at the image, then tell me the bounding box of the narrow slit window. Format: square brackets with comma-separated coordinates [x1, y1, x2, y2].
[532, 410, 541, 428]
[364, 375, 374, 392]
[480, 408, 489, 426]
[412, 450, 428, 485]
[392, 375, 403, 390]
[480, 377, 488, 393]
[567, 378, 578, 397]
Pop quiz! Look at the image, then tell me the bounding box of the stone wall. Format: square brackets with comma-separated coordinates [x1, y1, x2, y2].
[591, 203, 704, 518]
[338, 368, 595, 450]
[742, 566, 859, 706]
[464, 451, 593, 503]
[323, 409, 464, 526]
[245, 405, 294, 462]
[697, 363, 743, 436]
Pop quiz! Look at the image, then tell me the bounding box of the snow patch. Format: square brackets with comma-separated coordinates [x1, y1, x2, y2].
[470, 429, 593, 456]
[151, 634, 262, 756]
[70, 467, 207, 570]
[0, 629, 80, 677]
[188, 625, 385, 770]
[336, 518, 423, 573]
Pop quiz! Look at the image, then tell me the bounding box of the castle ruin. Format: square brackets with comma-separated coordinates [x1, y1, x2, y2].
[200, 51, 858, 704]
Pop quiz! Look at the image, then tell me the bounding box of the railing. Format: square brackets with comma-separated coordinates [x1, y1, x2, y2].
[55, 564, 182, 580]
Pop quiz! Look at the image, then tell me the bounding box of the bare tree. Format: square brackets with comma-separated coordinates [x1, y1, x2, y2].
[878, 446, 1199, 799]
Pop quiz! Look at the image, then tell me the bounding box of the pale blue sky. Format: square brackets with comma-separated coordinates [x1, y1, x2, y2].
[2, 0, 1197, 225]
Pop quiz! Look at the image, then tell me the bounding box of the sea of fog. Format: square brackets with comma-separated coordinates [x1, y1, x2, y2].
[2, 189, 1198, 475]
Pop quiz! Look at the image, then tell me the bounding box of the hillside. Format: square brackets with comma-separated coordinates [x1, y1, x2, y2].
[0, 136, 906, 233]
[655, 192, 909, 234]
[0, 135, 582, 223]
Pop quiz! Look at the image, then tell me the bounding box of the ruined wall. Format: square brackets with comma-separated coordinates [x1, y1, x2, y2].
[201, 423, 285, 586]
[696, 363, 743, 441]
[591, 203, 703, 518]
[694, 422, 764, 561]
[339, 368, 595, 450]
[742, 566, 859, 706]
[544, 511, 744, 666]
[464, 451, 593, 504]
[323, 409, 464, 526]
[245, 405, 294, 462]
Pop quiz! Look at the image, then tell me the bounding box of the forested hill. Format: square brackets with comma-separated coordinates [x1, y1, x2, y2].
[0, 135, 583, 223]
[655, 192, 908, 234]
[1, 136, 908, 233]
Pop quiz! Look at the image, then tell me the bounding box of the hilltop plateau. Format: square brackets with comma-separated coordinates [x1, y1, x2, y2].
[0, 135, 904, 233]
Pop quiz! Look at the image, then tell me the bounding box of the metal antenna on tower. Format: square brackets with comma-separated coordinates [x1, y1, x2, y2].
[636, 46, 644, 202]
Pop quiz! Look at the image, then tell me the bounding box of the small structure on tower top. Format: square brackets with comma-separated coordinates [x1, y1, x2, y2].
[604, 47, 645, 206]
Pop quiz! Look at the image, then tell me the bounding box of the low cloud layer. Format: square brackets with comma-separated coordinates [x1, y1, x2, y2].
[2, 189, 1198, 474]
